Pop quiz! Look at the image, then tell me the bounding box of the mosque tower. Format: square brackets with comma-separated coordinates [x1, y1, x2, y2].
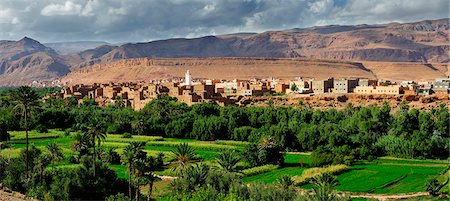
[185, 70, 192, 86]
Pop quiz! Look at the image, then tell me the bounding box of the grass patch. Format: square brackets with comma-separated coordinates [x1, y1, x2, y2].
[105, 135, 163, 143]
[109, 164, 128, 179]
[146, 141, 241, 151]
[335, 164, 445, 194]
[373, 157, 448, 165]
[214, 140, 249, 146]
[241, 164, 279, 177]
[242, 167, 307, 183]
[284, 153, 311, 166]
[293, 164, 349, 185]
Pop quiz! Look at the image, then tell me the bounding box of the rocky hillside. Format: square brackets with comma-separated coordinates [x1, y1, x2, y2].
[44, 41, 111, 55]
[0, 37, 70, 85]
[66, 18, 449, 69]
[0, 18, 448, 85]
[61, 57, 448, 85]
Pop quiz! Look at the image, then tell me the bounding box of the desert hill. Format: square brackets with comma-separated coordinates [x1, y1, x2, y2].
[61, 57, 448, 85]
[44, 41, 111, 55]
[0, 37, 70, 85]
[67, 18, 449, 69]
[0, 18, 448, 85]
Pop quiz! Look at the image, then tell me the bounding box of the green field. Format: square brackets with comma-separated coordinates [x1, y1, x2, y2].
[1, 129, 448, 197]
[335, 163, 446, 194]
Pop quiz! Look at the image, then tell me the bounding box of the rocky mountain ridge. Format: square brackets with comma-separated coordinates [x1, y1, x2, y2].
[0, 18, 448, 85]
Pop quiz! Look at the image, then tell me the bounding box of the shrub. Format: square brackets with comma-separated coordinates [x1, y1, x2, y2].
[106, 124, 120, 134]
[35, 124, 48, 133]
[292, 164, 349, 185]
[68, 155, 79, 164]
[121, 132, 132, 138]
[241, 164, 279, 177]
[233, 126, 256, 141]
[242, 137, 284, 167]
[64, 129, 71, 137]
[105, 193, 130, 201]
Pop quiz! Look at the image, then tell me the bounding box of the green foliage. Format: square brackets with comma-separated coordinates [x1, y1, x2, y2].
[105, 193, 130, 201]
[121, 132, 132, 138]
[293, 164, 349, 185]
[233, 126, 256, 141]
[171, 143, 196, 170]
[242, 137, 284, 167]
[426, 178, 442, 197]
[35, 124, 48, 133]
[241, 164, 279, 176]
[216, 151, 241, 172]
[45, 142, 63, 163]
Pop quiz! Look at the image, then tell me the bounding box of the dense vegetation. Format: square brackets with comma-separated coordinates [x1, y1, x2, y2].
[0, 87, 449, 200]
[1, 89, 448, 161]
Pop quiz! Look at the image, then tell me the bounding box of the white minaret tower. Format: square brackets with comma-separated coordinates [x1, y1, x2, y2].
[185, 70, 192, 86]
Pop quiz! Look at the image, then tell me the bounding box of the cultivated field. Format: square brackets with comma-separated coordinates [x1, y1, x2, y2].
[1, 129, 448, 200]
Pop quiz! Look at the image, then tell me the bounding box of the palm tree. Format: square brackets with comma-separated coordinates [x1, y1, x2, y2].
[426, 178, 443, 197]
[145, 171, 159, 201]
[13, 86, 40, 173]
[182, 163, 210, 190]
[309, 173, 340, 201]
[133, 157, 147, 201]
[277, 175, 294, 190]
[82, 121, 107, 177]
[46, 142, 63, 163]
[216, 151, 240, 172]
[132, 117, 145, 135]
[171, 143, 196, 171]
[34, 154, 50, 184]
[311, 172, 339, 191]
[121, 141, 146, 200]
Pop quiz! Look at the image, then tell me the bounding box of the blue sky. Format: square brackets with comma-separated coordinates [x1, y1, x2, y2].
[0, 0, 448, 43]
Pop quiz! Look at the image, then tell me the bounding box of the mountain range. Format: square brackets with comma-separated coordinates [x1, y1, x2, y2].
[0, 18, 448, 85]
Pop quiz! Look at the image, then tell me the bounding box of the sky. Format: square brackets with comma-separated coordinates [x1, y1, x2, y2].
[0, 0, 448, 43]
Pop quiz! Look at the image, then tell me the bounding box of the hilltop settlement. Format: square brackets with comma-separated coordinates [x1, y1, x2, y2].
[51, 70, 450, 110]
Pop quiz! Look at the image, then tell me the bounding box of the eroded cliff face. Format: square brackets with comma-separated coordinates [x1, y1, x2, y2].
[60, 57, 448, 85]
[0, 19, 448, 85]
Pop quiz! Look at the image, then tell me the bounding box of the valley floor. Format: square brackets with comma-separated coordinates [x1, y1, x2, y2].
[1, 129, 448, 200]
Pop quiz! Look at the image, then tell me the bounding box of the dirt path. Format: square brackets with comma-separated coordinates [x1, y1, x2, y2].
[0, 190, 37, 201]
[157, 174, 177, 180]
[349, 192, 430, 200]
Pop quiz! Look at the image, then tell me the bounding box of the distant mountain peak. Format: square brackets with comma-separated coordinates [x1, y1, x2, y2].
[19, 36, 41, 44]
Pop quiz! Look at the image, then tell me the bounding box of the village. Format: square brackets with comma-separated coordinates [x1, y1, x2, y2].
[55, 70, 450, 110]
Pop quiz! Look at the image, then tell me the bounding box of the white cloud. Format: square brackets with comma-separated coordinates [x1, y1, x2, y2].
[41, 1, 82, 16]
[0, 0, 446, 43]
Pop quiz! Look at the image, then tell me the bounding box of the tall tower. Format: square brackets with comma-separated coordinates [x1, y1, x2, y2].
[185, 70, 192, 86]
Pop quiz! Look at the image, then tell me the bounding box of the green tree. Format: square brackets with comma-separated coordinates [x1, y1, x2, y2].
[309, 173, 343, 201]
[425, 178, 442, 197]
[82, 120, 107, 177]
[121, 141, 146, 200]
[290, 83, 298, 92]
[215, 151, 240, 173]
[46, 142, 63, 163]
[172, 143, 196, 171]
[277, 175, 294, 190]
[34, 154, 50, 184]
[13, 86, 40, 173]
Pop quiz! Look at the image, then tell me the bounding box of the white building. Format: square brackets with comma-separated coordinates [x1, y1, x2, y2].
[185, 70, 192, 86]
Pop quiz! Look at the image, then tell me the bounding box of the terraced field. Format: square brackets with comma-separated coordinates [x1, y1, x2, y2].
[1, 129, 448, 198]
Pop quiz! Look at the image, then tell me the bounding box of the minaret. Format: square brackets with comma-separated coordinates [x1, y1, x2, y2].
[185, 70, 192, 86]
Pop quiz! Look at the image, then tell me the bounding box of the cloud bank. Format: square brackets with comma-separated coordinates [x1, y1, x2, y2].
[0, 0, 448, 43]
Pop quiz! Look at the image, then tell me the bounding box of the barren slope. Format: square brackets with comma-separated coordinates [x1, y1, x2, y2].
[360, 61, 448, 81]
[62, 58, 377, 84]
[66, 18, 449, 69]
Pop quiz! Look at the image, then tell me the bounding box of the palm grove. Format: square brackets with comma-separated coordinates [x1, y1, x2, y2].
[0, 86, 449, 200]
